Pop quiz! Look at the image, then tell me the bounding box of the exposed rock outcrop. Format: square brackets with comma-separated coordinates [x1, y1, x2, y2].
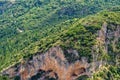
[1, 22, 120, 80]
[2, 47, 89, 80]
[92, 22, 120, 72]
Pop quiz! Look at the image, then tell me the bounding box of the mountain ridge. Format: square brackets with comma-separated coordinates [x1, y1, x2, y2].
[1, 10, 120, 80]
[0, 0, 120, 80]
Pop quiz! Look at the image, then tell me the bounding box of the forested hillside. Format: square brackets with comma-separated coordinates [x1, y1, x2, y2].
[0, 0, 120, 80]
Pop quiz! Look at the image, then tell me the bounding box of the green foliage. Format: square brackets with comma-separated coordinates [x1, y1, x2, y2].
[76, 75, 89, 80]
[91, 66, 120, 80]
[0, 75, 12, 80]
[0, 1, 120, 80]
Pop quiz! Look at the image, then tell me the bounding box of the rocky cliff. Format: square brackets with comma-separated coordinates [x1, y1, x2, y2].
[2, 47, 90, 80]
[1, 22, 120, 80]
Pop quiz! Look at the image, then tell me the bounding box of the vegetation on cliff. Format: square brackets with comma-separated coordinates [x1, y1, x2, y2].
[0, 0, 120, 80]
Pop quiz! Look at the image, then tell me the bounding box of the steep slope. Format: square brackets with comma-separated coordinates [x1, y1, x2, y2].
[0, 0, 120, 80]
[2, 47, 89, 80]
[1, 10, 120, 80]
[1, 0, 120, 73]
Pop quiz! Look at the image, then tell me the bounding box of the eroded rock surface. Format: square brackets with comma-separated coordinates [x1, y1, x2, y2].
[2, 47, 89, 80]
[2, 23, 120, 80]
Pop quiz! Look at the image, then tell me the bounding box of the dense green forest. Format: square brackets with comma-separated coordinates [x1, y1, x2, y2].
[0, 0, 120, 80]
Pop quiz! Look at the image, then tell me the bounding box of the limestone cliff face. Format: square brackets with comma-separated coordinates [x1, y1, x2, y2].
[93, 22, 120, 68]
[100, 23, 119, 55]
[96, 22, 120, 54]
[2, 47, 89, 80]
[2, 22, 120, 80]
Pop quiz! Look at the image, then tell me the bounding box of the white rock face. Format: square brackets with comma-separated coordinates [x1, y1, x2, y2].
[17, 28, 23, 33]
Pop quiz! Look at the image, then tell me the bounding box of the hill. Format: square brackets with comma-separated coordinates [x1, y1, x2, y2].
[0, 0, 120, 80]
